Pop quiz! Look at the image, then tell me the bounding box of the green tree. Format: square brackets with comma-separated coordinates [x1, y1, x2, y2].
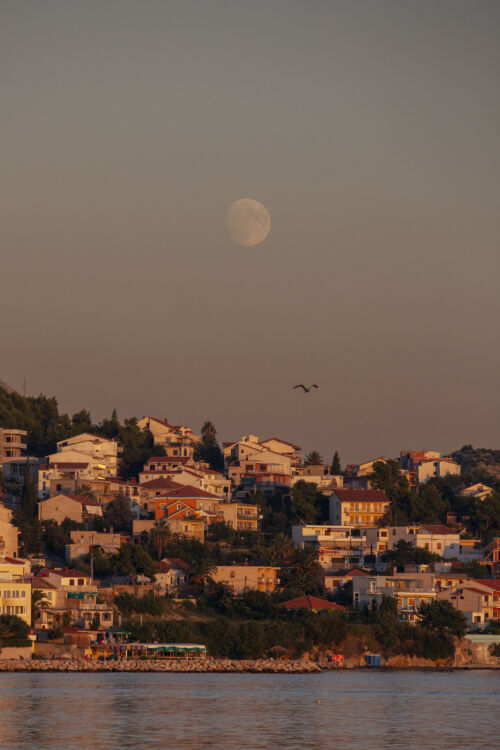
[194, 421, 224, 471]
[150, 518, 172, 560]
[0, 614, 31, 645]
[331, 451, 341, 475]
[13, 460, 42, 555]
[289, 481, 320, 524]
[418, 600, 467, 638]
[304, 450, 323, 466]
[31, 589, 50, 626]
[102, 494, 133, 532]
[285, 548, 324, 594]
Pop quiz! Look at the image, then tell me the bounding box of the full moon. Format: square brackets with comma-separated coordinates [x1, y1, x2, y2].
[226, 198, 271, 247]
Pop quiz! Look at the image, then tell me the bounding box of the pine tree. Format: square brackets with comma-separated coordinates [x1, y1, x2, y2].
[331, 451, 341, 475]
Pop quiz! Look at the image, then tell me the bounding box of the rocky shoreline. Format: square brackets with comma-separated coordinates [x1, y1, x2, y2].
[0, 657, 497, 673]
[0, 658, 322, 673]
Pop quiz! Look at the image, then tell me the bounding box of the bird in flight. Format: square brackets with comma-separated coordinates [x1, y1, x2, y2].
[293, 384, 318, 393]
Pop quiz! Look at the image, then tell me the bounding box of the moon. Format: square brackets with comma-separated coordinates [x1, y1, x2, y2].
[226, 198, 271, 247]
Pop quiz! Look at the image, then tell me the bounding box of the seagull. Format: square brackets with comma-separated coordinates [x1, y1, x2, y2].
[293, 384, 319, 393]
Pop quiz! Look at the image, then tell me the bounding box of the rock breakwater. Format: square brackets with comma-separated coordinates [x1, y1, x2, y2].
[0, 658, 322, 674]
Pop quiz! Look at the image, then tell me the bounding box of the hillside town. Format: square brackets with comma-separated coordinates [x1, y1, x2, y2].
[1, 386, 500, 666]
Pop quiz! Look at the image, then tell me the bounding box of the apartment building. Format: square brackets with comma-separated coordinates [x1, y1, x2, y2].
[329, 489, 390, 527]
[0, 428, 27, 460]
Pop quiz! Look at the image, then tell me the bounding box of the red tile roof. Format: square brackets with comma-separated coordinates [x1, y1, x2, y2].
[64, 493, 101, 507]
[332, 489, 389, 502]
[261, 437, 301, 450]
[345, 569, 368, 577]
[141, 478, 186, 491]
[50, 568, 91, 578]
[145, 456, 192, 465]
[421, 524, 458, 535]
[163, 558, 190, 571]
[282, 595, 345, 611]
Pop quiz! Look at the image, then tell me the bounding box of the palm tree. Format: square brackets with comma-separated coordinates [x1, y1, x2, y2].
[304, 450, 323, 466]
[266, 534, 295, 565]
[150, 518, 171, 560]
[191, 558, 217, 589]
[289, 548, 323, 592]
[77, 483, 97, 500]
[31, 589, 50, 626]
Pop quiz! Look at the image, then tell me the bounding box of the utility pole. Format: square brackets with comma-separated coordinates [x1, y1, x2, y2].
[23, 377, 27, 397]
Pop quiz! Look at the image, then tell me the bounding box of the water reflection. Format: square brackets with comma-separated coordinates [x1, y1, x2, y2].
[0, 671, 498, 749]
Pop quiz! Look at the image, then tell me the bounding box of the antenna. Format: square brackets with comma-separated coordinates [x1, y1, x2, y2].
[23, 378, 27, 397]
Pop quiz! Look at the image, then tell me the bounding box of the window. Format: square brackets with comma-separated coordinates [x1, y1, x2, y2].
[78, 579, 84, 586]
[69, 579, 75, 586]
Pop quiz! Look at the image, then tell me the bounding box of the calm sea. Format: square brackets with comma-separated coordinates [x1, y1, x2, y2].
[0, 671, 498, 749]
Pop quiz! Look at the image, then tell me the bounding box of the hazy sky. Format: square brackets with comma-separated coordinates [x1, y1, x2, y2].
[1, 0, 499, 463]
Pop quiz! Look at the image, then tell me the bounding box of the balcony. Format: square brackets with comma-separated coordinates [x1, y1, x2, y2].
[66, 601, 109, 611]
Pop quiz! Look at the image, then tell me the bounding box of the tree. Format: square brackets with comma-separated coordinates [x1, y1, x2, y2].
[289, 481, 320, 524]
[13, 459, 42, 555]
[102, 494, 133, 533]
[190, 557, 217, 589]
[31, 589, 50, 626]
[331, 452, 341, 475]
[150, 518, 171, 560]
[304, 451, 323, 466]
[285, 548, 324, 594]
[194, 421, 224, 471]
[77, 483, 97, 500]
[418, 600, 467, 638]
[0, 614, 31, 645]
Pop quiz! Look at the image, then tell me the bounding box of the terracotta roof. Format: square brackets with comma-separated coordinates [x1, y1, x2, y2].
[474, 579, 500, 590]
[420, 525, 458, 535]
[163, 558, 190, 571]
[50, 568, 91, 578]
[332, 489, 389, 502]
[282, 595, 345, 611]
[261, 437, 301, 450]
[141, 478, 186, 491]
[48, 462, 90, 468]
[145, 456, 192, 465]
[63, 493, 100, 507]
[31, 576, 57, 590]
[3, 556, 25, 565]
[345, 568, 368, 577]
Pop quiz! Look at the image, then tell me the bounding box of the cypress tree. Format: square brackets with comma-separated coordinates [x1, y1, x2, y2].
[331, 451, 341, 475]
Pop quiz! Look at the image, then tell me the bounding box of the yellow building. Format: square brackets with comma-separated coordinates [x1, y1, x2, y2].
[0, 558, 31, 625]
[329, 489, 390, 527]
[211, 565, 280, 594]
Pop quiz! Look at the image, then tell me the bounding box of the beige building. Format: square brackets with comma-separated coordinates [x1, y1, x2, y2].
[0, 558, 31, 625]
[65, 530, 122, 563]
[0, 428, 27, 460]
[216, 502, 261, 532]
[365, 524, 462, 559]
[352, 574, 436, 623]
[329, 489, 390, 527]
[417, 458, 461, 484]
[138, 416, 197, 456]
[292, 524, 372, 571]
[133, 517, 205, 543]
[33, 568, 113, 630]
[0, 504, 20, 558]
[438, 580, 500, 629]
[51, 433, 121, 477]
[460, 483, 493, 502]
[211, 565, 280, 594]
[38, 493, 103, 524]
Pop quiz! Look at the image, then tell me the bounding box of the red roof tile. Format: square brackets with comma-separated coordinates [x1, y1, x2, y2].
[282, 595, 345, 611]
